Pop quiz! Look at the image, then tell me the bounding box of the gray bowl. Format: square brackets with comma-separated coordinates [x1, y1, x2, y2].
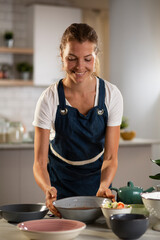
[110, 214, 149, 240]
[53, 196, 110, 223]
[0, 203, 48, 223]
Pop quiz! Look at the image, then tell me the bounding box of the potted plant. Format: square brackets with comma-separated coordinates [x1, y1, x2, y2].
[149, 159, 160, 180]
[3, 31, 14, 48]
[16, 62, 33, 80]
[120, 116, 129, 130]
[120, 116, 136, 140]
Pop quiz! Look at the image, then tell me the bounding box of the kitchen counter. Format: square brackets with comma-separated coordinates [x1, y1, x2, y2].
[119, 138, 160, 146]
[0, 142, 34, 149]
[0, 215, 159, 240]
[0, 138, 160, 149]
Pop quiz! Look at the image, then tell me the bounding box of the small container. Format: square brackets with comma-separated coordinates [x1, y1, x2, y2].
[6, 121, 24, 143]
[0, 118, 7, 143]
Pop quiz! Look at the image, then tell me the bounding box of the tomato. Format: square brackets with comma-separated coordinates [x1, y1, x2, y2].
[117, 202, 125, 209]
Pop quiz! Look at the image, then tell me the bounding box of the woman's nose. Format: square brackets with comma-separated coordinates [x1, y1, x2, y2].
[76, 59, 84, 70]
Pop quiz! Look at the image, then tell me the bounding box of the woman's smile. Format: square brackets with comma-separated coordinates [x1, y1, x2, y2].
[61, 40, 96, 83]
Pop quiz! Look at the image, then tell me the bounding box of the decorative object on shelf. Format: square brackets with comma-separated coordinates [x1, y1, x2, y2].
[120, 116, 136, 140]
[120, 131, 136, 140]
[3, 31, 14, 48]
[149, 159, 160, 180]
[0, 64, 3, 78]
[0, 63, 12, 79]
[16, 62, 33, 80]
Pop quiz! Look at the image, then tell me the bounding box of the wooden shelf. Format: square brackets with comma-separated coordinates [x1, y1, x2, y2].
[0, 47, 33, 55]
[0, 79, 33, 86]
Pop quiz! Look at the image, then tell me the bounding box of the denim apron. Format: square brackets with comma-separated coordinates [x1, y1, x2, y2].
[48, 77, 108, 199]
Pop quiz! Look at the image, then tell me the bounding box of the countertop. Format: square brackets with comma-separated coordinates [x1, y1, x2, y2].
[0, 138, 160, 149]
[119, 138, 160, 146]
[0, 215, 159, 240]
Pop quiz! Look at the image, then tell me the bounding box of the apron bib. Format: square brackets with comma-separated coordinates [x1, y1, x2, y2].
[48, 77, 108, 199]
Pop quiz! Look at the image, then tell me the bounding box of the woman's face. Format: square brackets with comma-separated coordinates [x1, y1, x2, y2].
[61, 40, 96, 83]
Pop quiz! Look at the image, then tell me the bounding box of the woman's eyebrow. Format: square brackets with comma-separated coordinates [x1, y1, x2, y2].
[68, 53, 92, 57]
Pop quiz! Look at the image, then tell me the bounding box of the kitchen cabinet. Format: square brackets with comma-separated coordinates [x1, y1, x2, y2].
[0, 145, 44, 205]
[0, 47, 33, 86]
[28, 5, 82, 86]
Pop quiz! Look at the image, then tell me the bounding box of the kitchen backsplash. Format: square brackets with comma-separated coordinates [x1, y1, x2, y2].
[0, 86, 45, 131]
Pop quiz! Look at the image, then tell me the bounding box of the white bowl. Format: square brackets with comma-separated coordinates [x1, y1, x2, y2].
[17, 219, 86, 240]
[53, 196, 110, 223]
[101, 206, 132, 228]
[141, 192, 160, 231]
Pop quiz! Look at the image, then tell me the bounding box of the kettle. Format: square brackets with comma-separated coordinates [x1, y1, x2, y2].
[111, 181, 155, 204]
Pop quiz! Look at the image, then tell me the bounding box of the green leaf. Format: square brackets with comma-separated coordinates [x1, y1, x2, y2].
[149, 173, 160, 180]
[150, 159, 160, 166]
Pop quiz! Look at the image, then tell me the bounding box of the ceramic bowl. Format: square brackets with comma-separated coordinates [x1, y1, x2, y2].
[141, 191, 160, 231]
[110, 214, 149, 239]
[17, 218, 86, 240]
[53, 196, 110, 223]
[120, 131, 136, 140]
[0, 203, 48, 223]
[101, 205, 132, 228]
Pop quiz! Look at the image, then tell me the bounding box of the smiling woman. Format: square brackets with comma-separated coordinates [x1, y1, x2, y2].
[32, 23, 123, 215]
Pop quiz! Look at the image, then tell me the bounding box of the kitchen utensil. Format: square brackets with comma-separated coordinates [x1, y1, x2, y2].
[110, 213, 149, 239]
[53, 196, 111, 223]
[0, 203, 48, 223]
[141, 191, 160, 231]
[111, 181, 155, 204]
[17, 218, 86, 240]
[101, 204, 132, 228]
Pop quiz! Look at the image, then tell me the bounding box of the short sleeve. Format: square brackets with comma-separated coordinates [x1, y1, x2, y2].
[32, 83, 58, 130]
[105, 81, 123, 126]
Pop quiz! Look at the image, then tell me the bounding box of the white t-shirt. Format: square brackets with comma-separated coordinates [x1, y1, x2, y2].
[33, 77, 123, 140]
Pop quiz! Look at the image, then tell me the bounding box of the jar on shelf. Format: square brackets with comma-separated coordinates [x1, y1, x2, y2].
[6, 121, 24, 143]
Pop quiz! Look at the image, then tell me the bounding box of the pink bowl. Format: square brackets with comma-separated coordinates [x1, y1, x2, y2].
[17, 219, 86, 240]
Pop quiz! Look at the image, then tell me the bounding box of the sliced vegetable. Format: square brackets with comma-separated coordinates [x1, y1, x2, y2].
[117, 202, 125, 209]
[102, 201, 130, 209]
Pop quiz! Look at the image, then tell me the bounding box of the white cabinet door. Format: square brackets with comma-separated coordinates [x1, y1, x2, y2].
[30, 5, 82, 86]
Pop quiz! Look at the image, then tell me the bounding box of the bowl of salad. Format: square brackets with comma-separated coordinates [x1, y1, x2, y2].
[101, 201, 132, 228]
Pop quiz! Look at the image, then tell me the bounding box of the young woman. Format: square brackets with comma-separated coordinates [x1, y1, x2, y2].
[33, 23, 123, 215]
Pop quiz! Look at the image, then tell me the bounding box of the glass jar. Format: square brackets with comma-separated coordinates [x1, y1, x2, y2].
[0, 118, 7, 143]
[6, 121, 24, 143]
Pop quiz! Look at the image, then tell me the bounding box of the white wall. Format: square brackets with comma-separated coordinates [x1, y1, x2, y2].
[109, 0, 160, 140]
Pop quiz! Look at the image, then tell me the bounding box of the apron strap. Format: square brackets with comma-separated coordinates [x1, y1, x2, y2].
[98, 77, 105, 110]
[58, 79, 66, 109]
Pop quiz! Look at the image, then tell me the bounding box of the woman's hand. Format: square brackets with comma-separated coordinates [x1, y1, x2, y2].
[45, 186, 61, 218]
[96, 187, 115, 202]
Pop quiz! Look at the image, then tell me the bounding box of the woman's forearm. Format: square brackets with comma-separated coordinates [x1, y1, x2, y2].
[99, 157, 118, 188]
[33, 161, 51, 193]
